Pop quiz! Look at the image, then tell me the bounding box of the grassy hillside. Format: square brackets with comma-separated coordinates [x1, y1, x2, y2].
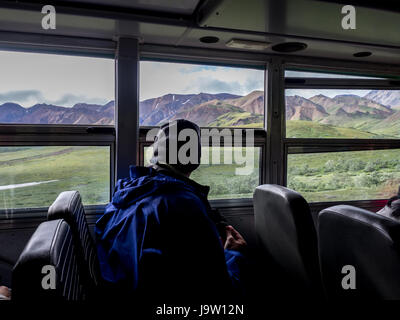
[286, 120, 392, 138]
[1, 145, 258, 210]
[208, 111, 263, 127]
[0, 146, 110, 209]
[144, 146, 260, 200]
[288, 149, 400, 203]
[363, 110, 400, 137]
[2, 138, 399, 209]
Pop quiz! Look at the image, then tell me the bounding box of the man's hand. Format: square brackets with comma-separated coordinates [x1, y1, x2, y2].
[223, 225, 247, 252]
[0, 286, 11, 300]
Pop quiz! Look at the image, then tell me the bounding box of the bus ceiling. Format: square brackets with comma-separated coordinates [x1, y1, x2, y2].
[0, 0, 398, 65]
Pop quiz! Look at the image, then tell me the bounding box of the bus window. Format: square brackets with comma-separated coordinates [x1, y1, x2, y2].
[140, 61, 265, 200]
[284, 69, 400, 204]
[0, 146, 110, 210]
[0, 50, 114, 125]
[0, 50, 115, 214]
[287, 149, 400, 202]
[139, 61, 265, 128]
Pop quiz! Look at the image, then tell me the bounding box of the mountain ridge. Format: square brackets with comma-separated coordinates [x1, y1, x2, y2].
[0, 101, 116, 125]
[1, 90, 400, 136]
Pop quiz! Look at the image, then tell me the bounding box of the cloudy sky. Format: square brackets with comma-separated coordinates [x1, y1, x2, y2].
[0, 50, 114, 108]
[140, 61, 265, 101]
[0, 54, 264, 107]
[0, 51, 380, 108]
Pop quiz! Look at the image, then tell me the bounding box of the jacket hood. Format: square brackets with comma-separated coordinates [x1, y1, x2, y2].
[110, 165, 209, 209]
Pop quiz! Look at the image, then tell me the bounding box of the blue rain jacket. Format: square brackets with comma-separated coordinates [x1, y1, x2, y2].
[95, 165, 246, 300]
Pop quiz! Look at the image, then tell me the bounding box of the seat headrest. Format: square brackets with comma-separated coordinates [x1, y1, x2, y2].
[48, 191, 100, 286]
[253, 184, 320, 290]
[12, 219, 86, 301]
[48, 191, 84, 225]
[318, 205, 400, 299]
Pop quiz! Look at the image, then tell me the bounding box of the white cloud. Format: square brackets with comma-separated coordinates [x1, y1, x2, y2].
[0, 50, 114, 108]
[140, 61, 264, 101]
[0, 54, 264, 107]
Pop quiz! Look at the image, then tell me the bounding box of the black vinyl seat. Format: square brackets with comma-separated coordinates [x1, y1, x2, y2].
[12, 219, 87, 301]
[47, 191, 101, 294]
[253, 184, 322, 295]
[318, 205, 400, 299]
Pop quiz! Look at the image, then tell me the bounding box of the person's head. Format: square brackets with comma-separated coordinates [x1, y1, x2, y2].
[150, 119, 201, 176]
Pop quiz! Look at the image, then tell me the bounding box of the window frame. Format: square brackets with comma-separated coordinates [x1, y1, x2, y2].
[0, 47, 116, 219]
[284, 63, 400, 208]
[0, 127, 116, 218]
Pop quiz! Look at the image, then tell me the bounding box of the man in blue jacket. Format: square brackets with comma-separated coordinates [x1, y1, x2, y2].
[95, 119, 247, 302]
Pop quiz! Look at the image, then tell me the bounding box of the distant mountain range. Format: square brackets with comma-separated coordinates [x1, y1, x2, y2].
[285, 90, 400, 138]
[0, 101, 115, 125]
[139, 91, 264, 127]
[0, 91, 265, 127]
[1, 90, 400, 138]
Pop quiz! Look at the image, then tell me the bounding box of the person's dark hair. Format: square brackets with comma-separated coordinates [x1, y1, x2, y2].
[150, 119, 201, 174]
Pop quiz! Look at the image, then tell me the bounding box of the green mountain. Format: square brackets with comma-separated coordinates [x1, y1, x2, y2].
[168, 92, 265, 127]
[208, 112, 263, 127]
[286, 120, 392, 139]
[287, 93, 399, 138]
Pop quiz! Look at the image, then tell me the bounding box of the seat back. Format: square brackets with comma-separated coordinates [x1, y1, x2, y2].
[12, 219, 87, 301]
[48, 191, 100, 288]
[318, 205, 400, 299]
[254, 184, 321, 292]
